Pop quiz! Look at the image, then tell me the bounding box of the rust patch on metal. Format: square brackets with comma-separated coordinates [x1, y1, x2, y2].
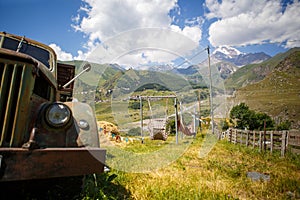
[0, 148, 106, 181]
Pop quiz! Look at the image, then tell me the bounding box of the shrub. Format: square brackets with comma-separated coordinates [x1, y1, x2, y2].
[166, 117, 176, 135]
[276, 120, 291, 130]
[221, 119, 229, 131]
[128, 127, 141, 136]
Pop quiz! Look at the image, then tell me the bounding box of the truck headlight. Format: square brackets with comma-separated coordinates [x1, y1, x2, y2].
[45, 103, 71, 127]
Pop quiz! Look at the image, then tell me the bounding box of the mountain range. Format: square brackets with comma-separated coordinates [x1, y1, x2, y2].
[212, 45, 271, 66]
[172, 46, 271, 82]
[118, 46, 271, 78]
[60, 46, 300, 129]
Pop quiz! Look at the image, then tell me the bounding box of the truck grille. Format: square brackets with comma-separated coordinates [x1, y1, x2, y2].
[0, 61, 31, 147]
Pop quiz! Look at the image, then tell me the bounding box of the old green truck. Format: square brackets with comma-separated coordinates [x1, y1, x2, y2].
[0, 32, 106, 182]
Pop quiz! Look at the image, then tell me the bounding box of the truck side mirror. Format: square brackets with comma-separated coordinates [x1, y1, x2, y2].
[57, 62, 93, 102]
[62, 62, 92, 89]
[57, 63, 75, 101]
[83, 63, 91, 72]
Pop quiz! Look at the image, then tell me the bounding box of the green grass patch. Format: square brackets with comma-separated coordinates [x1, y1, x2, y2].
[81, 132, 300, 199]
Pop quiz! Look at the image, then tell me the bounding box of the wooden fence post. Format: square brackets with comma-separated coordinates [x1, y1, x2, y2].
[227, 129, 229, 142]
[233, 129, 236, 144]
[246, 130, 249, 147]
[240, 130, 243, 145]
[270, 131, 273, 153]
[259, 131, 262, 152]
[281, 131, 287, 157]
[253, 131, 256, 148]
[263, 120, 267, 152]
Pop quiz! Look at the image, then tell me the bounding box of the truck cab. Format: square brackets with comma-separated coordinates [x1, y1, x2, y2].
[0, 32, 106, 181]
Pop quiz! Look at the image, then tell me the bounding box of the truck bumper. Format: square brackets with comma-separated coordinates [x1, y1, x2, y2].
[0, 147, 106, 181]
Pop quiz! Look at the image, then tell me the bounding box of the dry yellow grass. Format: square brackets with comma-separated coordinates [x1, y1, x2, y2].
[96, 133, 300, 200]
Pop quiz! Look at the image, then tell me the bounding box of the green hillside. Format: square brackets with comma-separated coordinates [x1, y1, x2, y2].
[59, 60, 123, 102]
[60, 60, 123, 87]
[231, 51, 300, 129]
[225, 47, 300, 92]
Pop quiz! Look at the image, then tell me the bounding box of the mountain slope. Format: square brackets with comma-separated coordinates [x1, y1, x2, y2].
[231, 50, 300, 129]
[225, 47, 300, 92]
[59, 60, 123, 87]
[173, 61, 238, 90]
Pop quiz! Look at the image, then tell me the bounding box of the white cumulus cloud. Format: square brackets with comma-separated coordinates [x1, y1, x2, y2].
[171, 25, 202, 43]
[71, 0, 204, 67]
[74, 0, 176, 42]
[206, 0, 300, 48]
[81, 28, 201, 67]
[49, 43, 74, 61]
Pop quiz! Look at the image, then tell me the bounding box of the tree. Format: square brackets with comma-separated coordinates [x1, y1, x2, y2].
[230, 103, 274, 130]
[230, 103, 252, 129]
[252, 112, 274, 130]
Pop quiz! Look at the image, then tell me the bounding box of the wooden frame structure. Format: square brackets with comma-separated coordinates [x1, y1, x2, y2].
[137, 95, 179, 143]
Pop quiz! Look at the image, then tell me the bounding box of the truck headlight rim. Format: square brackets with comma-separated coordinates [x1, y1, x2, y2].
[45, 103, 71, 127]
[78, 119, 89, 130]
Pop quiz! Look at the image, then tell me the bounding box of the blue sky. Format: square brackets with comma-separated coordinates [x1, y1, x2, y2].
[1, 0, 299, 67]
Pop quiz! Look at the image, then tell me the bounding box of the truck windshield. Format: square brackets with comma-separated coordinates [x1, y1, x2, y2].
[1, 36, 51, 68]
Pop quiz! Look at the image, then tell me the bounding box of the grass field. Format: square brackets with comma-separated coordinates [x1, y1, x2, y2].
[87, 78, 300, 199]
[81, 131, 300, 200]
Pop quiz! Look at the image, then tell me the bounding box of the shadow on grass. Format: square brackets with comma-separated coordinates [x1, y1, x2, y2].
[0, 173, 132, 200]
[81, 172, 132, 199]
[0, 176, 84, 199]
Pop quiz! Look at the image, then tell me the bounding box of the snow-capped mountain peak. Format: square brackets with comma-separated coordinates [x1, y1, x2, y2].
[213, 45, 244, 58]
[211, 45, 271, 66]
